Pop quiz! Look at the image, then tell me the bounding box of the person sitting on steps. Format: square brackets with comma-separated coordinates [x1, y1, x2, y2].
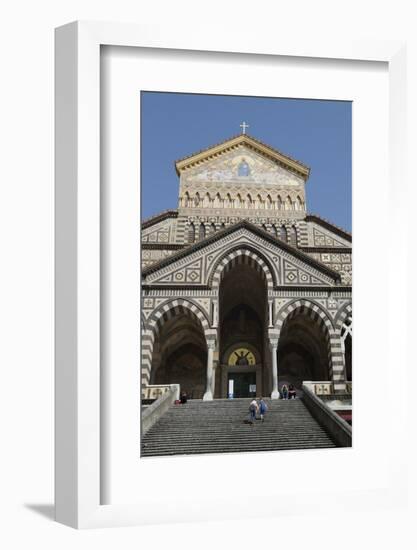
[288, 384, 296, 399]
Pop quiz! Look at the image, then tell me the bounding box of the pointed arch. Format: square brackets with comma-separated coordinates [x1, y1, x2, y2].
[183, 191, 191, 207]
[188, 222, 195, 243]
[285, 195, 292, 210]
[246, 193, 253, 209]
[257, 194, 264, 209]
[214, 192, 222, 207]
[274, 300, 336, 385]
[210, 222, 217, 234]
[198, 222, 206, 240]
[266, 194, 273, 209]
[236, 193, 243, 208]
[289, 225, 298, 246]
[204, 192, 211, 208]
[271, 224, 278, 237]
[194, 192, 200, 207]
[238, 159, 250, 176]
[209, 246, 277, 290]
[277, 195, 283, 210]
[141, 299, 212, 386]
[279, 225, 287, 242]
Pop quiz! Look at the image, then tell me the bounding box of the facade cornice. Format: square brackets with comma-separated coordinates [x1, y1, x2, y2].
[273, 285, 352, 293]
[175, 134, 310, 180]
[141, 209, 178, 229]
[142, 243, 186, 250]
[301, 246, 352, 254]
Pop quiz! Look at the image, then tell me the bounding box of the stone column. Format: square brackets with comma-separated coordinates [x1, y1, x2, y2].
[203, 340, 216, 401]
[268, 300, 274, 328]
[270, 340, 280, 399]
[212, 300, 218, 328]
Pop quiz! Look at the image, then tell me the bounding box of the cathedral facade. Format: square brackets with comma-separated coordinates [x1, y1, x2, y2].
[141, 133, 352, 401]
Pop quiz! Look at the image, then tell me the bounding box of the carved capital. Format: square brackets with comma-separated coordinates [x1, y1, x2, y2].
[206, 339, 217, 350]
[269, 339, 278, 351]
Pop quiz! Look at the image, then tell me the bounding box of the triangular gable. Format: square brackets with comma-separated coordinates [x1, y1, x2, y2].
[175, 134, 310, 180]
[142, 220, 341, 287]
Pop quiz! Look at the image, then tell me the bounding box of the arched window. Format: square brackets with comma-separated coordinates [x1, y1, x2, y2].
[236, 193, 243, 208]
[183, 192, 190, 207]
[257, 194, 264, 209]
[286, 196, 292, 211]
[277, 195, 282, 210]
[280, 225, 287, 242]
[262, 224, 268, 233]
[188, 222, 195, 243]
[289, 226, 297, 246]
[246, 194, 253, 209]
[271, 224, 278, 237]
[225, 193, 232, 207]
[210, 222, 216, 234]
[266, 195, 273, 209]
[199, 223, 206, 240]
[296, 195, 303, 211]
[220, 222, 226, 230]
[238, 160, 250, 177]
[194, 192, 200, 207]
[204, 192, 211, 208]
[214, 193, 222, 208]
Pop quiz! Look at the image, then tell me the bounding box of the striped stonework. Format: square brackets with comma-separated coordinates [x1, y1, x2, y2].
[275, 299, 334, 333]
[141, 328, 155, 388]
[175, 216, 187, 244]
[328, 329, 346, 392]
[210, 247, 275, 291]
[335, 303, 353, 333]
[141, 299, 212, 387]
[297, 220, 309, 247]
[334, 302, 352, 390]
[275, 299, 336, 382]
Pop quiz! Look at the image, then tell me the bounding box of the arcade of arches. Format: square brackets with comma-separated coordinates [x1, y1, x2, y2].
[146, 253, 352, 400]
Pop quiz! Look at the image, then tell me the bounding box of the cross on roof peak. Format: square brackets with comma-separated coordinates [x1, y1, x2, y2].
[240, 121, 250, 134]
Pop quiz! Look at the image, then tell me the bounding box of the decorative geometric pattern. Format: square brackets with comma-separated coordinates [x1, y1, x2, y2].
[142, 219, 173, 244]
[151, 258, 204, 285]
[282, 259, 331, 286]
[313, 227, 349, 248]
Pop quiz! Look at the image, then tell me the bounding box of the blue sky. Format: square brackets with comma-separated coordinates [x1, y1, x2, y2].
[141, 92, 352, 232]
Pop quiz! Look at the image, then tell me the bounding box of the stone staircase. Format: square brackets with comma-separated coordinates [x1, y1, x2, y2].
[141, 398, 338, 457]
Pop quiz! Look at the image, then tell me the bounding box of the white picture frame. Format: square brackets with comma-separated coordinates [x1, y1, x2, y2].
[55, 21, 407, 529]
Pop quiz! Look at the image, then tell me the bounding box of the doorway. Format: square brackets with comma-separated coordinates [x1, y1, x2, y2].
[228, 372, 256, 398]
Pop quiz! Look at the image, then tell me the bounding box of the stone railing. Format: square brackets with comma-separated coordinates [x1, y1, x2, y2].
[142, 384, 180, 436]
[301, 384, 352, 447]
[303, 380, 352, 396]
[303, 381, 334, 396]
[142, 384, 173, 401]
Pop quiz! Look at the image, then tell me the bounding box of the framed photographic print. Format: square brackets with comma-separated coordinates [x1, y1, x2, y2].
[55, 21, 407, 529]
